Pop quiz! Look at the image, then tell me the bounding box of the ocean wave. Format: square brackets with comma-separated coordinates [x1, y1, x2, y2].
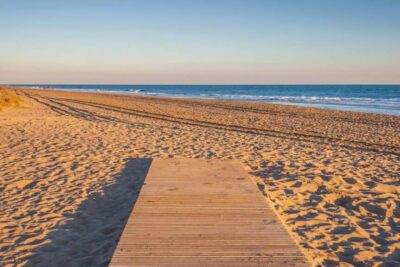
[18, 86, 45, 89]
[124, 90, 400, 109]
[196, 94, 400, 107]
[128, 89, 144, 94]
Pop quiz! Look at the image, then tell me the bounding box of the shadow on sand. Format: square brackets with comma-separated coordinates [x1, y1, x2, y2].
[26, 158, 152, 267]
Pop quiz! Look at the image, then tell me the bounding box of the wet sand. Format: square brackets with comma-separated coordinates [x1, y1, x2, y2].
[1, 88, 399, 266]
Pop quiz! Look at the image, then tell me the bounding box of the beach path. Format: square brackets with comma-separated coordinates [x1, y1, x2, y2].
[109, 158, 308, 266]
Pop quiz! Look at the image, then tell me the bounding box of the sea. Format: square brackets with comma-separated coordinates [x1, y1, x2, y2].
[11, 84, 400, 116]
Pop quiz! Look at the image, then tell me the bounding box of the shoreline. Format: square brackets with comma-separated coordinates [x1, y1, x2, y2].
[9, 85, 400, 116]
[1, 87, 399, 266]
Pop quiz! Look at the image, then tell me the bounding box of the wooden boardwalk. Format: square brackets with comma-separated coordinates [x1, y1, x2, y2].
[110, 159, 308, 266]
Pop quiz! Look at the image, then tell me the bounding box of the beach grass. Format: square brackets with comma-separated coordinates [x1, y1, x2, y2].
[0, 87, 22, 111]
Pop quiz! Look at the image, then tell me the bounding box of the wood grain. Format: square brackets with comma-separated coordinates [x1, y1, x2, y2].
[110, 159, 308, 266]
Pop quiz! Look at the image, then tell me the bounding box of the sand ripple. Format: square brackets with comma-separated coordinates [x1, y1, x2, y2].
[0, 88, 399, 266]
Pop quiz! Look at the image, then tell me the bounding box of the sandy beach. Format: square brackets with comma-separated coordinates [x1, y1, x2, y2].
[0, 87, 399, 266]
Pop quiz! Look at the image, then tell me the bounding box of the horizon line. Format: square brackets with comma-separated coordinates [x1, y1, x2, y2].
[4, 83, 400, 86]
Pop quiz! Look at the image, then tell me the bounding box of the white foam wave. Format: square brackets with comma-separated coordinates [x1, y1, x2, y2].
[128, 89, 144, 94]
[195, 94, 400, 107]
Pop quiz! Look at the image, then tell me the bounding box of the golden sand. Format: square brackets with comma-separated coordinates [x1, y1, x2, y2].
[1, 88, 399, 266]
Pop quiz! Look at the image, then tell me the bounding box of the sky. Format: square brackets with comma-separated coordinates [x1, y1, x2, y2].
[0, 0, 399, 84]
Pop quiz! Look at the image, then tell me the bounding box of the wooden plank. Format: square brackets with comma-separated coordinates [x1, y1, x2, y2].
[110, 159, 308, 266]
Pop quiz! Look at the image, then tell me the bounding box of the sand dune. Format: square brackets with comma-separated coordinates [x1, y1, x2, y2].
[1, 88, 399, 266]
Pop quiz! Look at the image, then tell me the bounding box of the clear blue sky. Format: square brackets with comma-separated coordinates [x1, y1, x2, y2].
[1, 0, 399, 84]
